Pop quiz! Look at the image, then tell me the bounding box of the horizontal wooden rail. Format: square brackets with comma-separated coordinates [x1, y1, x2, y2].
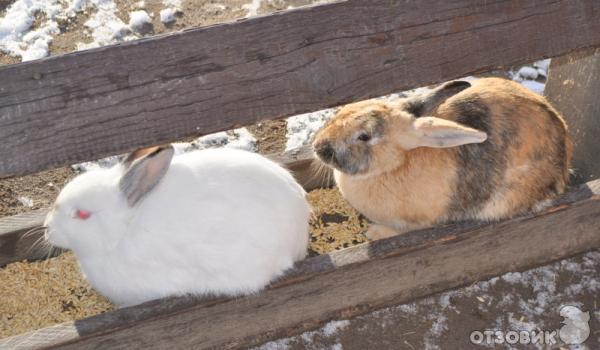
[1, 179, 599, 349]
[1, 0, 600, 178]
[0, 147, 331, 266]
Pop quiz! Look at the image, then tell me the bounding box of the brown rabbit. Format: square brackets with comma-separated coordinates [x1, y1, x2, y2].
[312, 78, 572, 240]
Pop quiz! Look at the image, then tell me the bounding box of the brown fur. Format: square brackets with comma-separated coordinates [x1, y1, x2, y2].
[313, 78, 572, 239]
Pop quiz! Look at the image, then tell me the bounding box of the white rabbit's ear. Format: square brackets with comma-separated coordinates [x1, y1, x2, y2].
[119, 145, 174, 207]
[400, 116, 487, 149]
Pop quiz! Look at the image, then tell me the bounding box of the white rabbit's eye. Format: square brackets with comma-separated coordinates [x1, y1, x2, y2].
[72, 209, 92, 220]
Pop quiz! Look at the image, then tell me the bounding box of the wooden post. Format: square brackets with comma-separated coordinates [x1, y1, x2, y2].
[545, 48, 600, 185]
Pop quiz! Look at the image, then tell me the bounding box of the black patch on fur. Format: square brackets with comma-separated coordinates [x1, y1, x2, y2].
[333, 147, 367, 175]
[404, 80, 472, 117]
[363, 113, 386, 138]
[404, 99, 425, 117]
[446, 98, 517, 219]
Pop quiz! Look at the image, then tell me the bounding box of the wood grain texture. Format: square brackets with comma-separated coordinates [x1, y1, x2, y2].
[2, 180, 599, 349]
[545, 47, 600, 185]
[0, 147, 331, 267]
[2, 0, 600, 178]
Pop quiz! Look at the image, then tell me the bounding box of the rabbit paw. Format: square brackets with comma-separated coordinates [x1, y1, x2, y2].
[366, 224, 403, 241]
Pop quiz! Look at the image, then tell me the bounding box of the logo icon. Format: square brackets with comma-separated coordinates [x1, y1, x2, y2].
[559, 305, 590, 345]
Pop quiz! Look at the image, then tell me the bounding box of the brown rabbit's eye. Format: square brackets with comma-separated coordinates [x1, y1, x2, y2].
[358, 133, 371, 142]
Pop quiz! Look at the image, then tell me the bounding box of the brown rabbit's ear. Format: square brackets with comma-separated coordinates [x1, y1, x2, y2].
[119, 145, 174, 207]
[406, 80, 471, 116]
[400, 117, 487, 149]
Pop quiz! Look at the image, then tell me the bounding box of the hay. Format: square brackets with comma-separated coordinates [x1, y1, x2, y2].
[0, 252, 114, 339]
[0, 188, 367, 339]
[307, 188, 369, 254]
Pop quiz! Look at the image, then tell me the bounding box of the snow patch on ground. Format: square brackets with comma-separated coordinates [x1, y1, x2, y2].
[160, 0, 181, 24]
[510, 59, 550, 94]
[252, 319, 350, 350]
[72, 154, 122, 172]
[75, 0, 136, 50]
[73, 128, 257, 172]
[0, 0, 188, 59]
[128, 10, 151, 32]
[160, 8, 177, 24]
[243, 0, 263, 18]
[0, 0, 64, 61]
[17, 196, 34, 207]
[284, 109, 336, 152]
[163, 0, 182, 7]
[322, 320, 350, 337]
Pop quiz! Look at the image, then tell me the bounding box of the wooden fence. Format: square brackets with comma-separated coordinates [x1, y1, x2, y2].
[1, 0, 600, 178]
[1, 0, 600, 349]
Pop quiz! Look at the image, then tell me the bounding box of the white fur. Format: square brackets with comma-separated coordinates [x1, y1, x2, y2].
[44, 148, 310, 307]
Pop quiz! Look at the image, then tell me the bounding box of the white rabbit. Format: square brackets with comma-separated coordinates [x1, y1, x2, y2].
[44, 145, 310, 307]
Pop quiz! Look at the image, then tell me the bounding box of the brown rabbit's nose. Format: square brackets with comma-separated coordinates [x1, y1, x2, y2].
[314, 140, 335, 162]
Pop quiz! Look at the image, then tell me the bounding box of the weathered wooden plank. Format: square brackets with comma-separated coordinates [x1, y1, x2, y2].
[2, 0, 600, 178]
[1, 180, 599, 349]
[0, 147, 330, 266]
[545, 47, 600, 185]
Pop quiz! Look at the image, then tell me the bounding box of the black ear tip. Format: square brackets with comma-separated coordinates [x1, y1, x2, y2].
[151, 145, 175, 157]
[445, 80, 471, 89]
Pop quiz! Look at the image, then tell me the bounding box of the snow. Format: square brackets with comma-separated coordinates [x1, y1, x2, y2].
[128, 10, 151, 32]
[517, 66, 539, 80]
[161, 0, 181, 24]
[254, 338, 291, 350]
[17, 196, 34, 207]
[520, 80, 546, 94]
[0, 0, 63, 61]
[284, 108, 336, 152]
[243, 0, 263, 18]
[509, 59, 549, 94]
[322, 320, 350, 336]
[502, 272, 522, 284]
[73, 128, 257, 172]
[534, 58, 550, 72]
[251, 318, 350, 350]
[160, 8, 177, 24]
[0, 0, 183, 58]
[72, 154, 122, 172]
[163, 0, 182, 7]
[75, 0, 135, 51]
